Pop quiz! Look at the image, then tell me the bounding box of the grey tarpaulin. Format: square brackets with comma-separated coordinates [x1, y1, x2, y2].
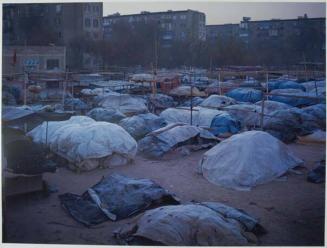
[59, 173, 180, 226]
[86, 107, 126, 123]
[200, 95, 236, 108]
[119, 113, 167, 140]
[263, 108, 321, 142]
[138, 123, 218, 158]
[114, 202, 265, 246]
[301, 104, 326, 130]
[199, 131, 303, 190]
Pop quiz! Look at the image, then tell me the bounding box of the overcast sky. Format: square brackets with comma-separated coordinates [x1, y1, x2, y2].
[103, 2, 326, 25]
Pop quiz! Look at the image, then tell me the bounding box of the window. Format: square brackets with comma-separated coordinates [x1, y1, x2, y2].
[93, 19, 99, 27]
[85, 18, 91, 27]
[56, 4, 61, 13]
[46, 59, 59, 70]
[180, 14, 186, 20]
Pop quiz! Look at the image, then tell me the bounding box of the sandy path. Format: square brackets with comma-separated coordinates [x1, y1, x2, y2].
[3, 142, 325, 245]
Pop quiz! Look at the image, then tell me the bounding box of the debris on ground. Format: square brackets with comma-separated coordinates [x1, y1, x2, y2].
[199, 131, 303, 190]
[138, 123, 218, 158]
[27, 116, 137, 171]
[59, 173, 180, 226]
[114, 201, 264, 246]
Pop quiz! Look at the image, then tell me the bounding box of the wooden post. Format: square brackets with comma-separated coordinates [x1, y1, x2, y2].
[218, 73, 222, 95]
[24, 72, 28, 105]
[260, 96, 265, 130]
[265, 72, 269, 100]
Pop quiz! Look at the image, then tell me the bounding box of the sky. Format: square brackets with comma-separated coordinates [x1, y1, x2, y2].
[103, 1, 326, 25]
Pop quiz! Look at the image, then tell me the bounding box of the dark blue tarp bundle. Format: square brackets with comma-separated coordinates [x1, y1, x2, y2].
[267, 80, 305, 91]
[269, 89, 322, 107]
[226, 88, 263, 103]
[210, 113, 241, 136]
[59, 174, 180, 226]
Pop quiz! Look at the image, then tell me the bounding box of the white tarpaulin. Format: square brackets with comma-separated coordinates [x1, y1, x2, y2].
[224, 104, 261, 127]
[254, 100, 293, 114]
[99, 93, 148, 115]
[160, 107, 224, 128]
[199, 131, 303, 190]
[169, 86, 206, 97]
[27, 116, 137, 171]
[200, 95, 236, 108]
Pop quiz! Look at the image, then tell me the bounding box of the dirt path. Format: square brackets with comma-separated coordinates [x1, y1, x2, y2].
[3, 142, 325, 245]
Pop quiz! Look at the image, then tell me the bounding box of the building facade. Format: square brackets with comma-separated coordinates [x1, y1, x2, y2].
[2, 46, 66, 75]
[206, 15, 325, 63]
[103, 9, 206, 46]
[3, 3, 103, 70]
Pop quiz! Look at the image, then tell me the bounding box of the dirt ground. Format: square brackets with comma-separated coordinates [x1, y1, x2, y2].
[3, 142, 325, 245]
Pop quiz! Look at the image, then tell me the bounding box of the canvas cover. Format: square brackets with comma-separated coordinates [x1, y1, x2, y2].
[27, 116, 137, 171]
[138, 123, 218, 158]
[98, 93, 148, 115]
[59, 173, 180, 226]
[226, 88, 263, 103]
[86, 107, 126, 123]
[160, 107, 224, 128]
[119, 113, 167, 140]
[169, 86, 206, 97]
[200, 95, 237, 108]
[199, 131, 303, 190]
[115, 202, 264, 246]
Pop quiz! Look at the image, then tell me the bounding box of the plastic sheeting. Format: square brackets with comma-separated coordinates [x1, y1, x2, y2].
[301, 80, 325, 92]
[99, 93, 148, 115]
[119, 113, 167, 140]
[179, 97, 204, 107]
[226, 88, 263, 103]
[269, 89, 321, 107]
[224, 104, 261, 128]
[263, 108, 321, 142]
[301, 104, 326, 129]
[147, 93, 176, 109]
[210, 113, 241, 137]
[27, 116, 137, 171]
[254, 100, 294, 114]
[138, 124, 218, 158]
[160, 107, 224, 128]
[64, 98, 88, 110]
[114, 201, 264, 246]
[169, 86, 206, 97]
[131, 73, 155, 81]
[59, 173, 180, 226]
[200, 95, 237, 108]
[86, 107, 126, 123]
[199, 131, 303, 190]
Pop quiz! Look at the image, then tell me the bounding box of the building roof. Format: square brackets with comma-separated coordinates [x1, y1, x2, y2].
[104, 9, 204, 19]
[206, 17, 325, 27]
